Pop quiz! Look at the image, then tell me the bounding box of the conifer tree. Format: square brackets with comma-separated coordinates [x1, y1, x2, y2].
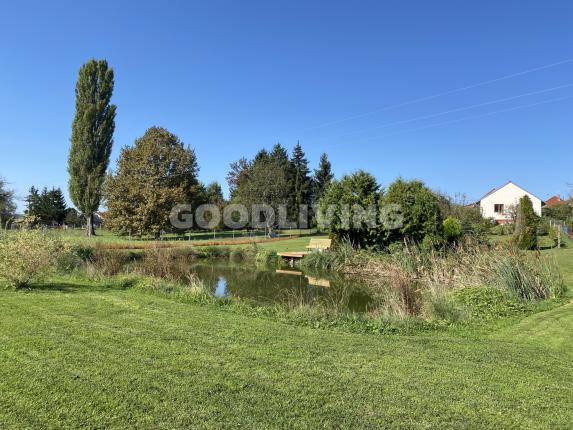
[513, 195, 539, 250]
[68, 59, 116, 236]
[313, 152, 334, 202]
[290, 141, 311, 217]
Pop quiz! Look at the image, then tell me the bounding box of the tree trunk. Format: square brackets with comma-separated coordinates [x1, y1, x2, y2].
[86, 213, 94, 237]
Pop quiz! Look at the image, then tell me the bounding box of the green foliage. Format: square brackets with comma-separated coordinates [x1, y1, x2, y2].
[318, 170, 381, 247]
[382, 178, 444, 244]
[290, 142, 312, 218]
[105, 127, 200, 238]
[0, 230, 65, 288]
[230, 148, 290, 234]
[254, 248, 278, 267]
[68, 59, 116, 236]
[442, 217, 462, 242]
[543, 201, 573, 224]
[204, 181, 225, 205]
[228, 143, 322, 233]
[55, 244, 95, 272]
[548, 226, 562, 248]
[64, 208, 83, 227]
[452, 287, 528, 319]
[199, 246, 232, 259]
[490, 223, 514, 235]
[300, 250, 344, 271]
[482, 251, 564, 300]
[25, 186, 67, 225]
[312, 152, 334, 202]
[424, 291, 466, 322]
[2, 283, 573, 428]
[513, 195, 540, 250]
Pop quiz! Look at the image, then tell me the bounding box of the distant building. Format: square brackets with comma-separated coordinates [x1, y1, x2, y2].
[473, 181, 543, 224]
[545, 195, 564, 207]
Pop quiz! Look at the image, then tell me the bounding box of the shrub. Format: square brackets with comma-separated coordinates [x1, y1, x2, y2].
[0, 230, 65, 288]
[199, 246, 231, 259]
[382, 178, 444, 244]
[513, 195, 539, 250]
[254, 248, 278, 267]
[443, 217, 462, 242]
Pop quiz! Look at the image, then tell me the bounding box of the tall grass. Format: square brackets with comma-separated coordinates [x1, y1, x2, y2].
[345, 239, 566, 302]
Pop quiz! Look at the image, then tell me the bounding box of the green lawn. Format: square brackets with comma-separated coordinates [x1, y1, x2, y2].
[50, 228, 320, 247]
[1, 235, 572, 428]
[1, 278, 573, 429]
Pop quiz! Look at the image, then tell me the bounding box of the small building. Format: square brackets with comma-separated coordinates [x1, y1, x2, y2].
[474, 181, 543, 224]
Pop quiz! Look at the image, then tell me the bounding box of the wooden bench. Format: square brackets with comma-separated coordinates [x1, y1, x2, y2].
[305, 238, 332, 252]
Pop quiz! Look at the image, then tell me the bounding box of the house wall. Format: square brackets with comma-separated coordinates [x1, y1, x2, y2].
[480, 182, 542, 222]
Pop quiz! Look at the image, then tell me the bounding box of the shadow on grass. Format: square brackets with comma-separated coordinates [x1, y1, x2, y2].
[17, 278, 136, 293]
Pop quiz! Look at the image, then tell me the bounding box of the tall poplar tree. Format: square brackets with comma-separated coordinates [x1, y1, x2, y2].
[68, 59, 116, 236]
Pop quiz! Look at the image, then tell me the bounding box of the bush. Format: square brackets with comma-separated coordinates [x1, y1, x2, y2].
[254, 248, 278, 267]
[443, 217, 462, 242]
[382, 178, 444, 244]
[0, 230, 65, 288]
[199, 246, 231, 259]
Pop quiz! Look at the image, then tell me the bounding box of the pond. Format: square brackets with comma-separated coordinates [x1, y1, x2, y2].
[183, 261, 379, 313]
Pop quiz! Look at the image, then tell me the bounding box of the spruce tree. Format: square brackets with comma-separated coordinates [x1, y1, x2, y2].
[48, 188, 67, 224]
[68, 59, 116, 236]
[290, 142, 311, 218]
[25, 186, 41, 217]
[313, 152, 333, 202]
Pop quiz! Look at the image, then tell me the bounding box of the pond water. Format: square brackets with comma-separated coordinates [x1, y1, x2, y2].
[186, 261, 378, 313]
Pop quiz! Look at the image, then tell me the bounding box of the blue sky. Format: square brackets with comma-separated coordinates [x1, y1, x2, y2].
[1, 0, 572, 212]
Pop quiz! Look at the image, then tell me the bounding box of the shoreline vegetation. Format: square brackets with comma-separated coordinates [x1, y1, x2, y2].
[1, 229, 569, 336]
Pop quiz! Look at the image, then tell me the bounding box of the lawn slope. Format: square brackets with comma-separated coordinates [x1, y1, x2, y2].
[1, 285, 572, 429]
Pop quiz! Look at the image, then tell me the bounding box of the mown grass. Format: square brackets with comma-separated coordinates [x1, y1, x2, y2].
[1, 234, 571, 428]
[1, 280, 573, 429]
[48, 228, 320, 247]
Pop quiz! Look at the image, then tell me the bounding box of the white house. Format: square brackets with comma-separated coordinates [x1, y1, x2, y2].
[475, 181, 543, 224]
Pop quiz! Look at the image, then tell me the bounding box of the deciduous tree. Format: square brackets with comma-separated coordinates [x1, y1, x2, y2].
[105, 127, 199, 238]
[68, 59, 116, 236]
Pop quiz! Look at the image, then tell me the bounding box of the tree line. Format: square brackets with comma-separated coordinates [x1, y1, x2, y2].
[4, 57, 570, 250]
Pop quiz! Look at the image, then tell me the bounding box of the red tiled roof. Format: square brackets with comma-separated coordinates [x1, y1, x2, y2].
[545, 195, 564, 207]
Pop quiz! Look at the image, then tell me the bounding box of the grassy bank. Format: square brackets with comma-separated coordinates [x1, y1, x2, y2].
[1, 281, 572, 429]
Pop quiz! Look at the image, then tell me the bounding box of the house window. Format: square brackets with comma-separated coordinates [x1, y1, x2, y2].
[494, 204, 504, 213]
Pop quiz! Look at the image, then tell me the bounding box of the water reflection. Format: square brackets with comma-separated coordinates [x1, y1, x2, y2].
[186, 261, 374, 313]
